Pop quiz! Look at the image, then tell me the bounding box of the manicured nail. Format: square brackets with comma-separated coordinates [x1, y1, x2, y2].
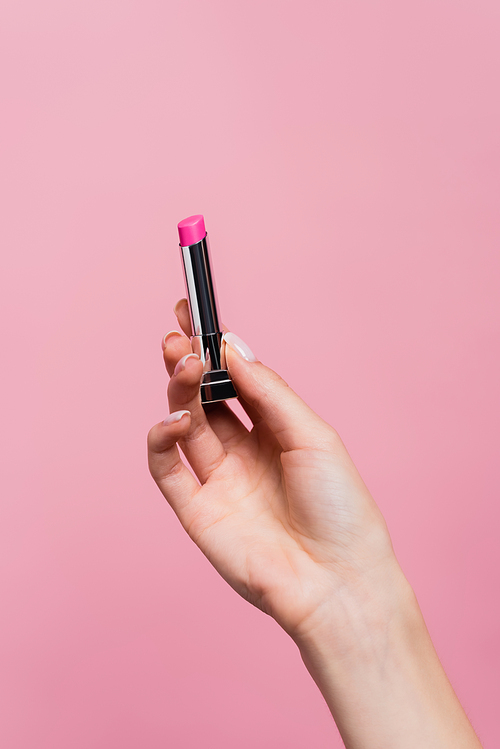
[162, 330, 182, 350]
[163, 410, 190, 426]
[173, 299, 188, 316]
[174, 353, 199, 376]
[223, 332, 257, 362]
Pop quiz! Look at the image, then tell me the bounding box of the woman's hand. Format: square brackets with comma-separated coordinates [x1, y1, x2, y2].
[148, 299, 401, 643]
[148, 300, 483, 749]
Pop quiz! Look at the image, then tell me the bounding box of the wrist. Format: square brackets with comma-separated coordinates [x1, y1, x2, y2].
[292, 560, 482, 749]
[292, 556, 416, 662]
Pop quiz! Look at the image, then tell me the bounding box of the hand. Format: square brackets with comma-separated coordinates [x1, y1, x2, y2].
[148, 299, 400, 642]
[148, 301, 483, 748]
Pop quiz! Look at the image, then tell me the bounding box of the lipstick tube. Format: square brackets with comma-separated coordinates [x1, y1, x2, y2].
[178, 214, 238, 405]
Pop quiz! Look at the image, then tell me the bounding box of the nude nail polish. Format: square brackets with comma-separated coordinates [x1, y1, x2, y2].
[173, 353, 199, 376]
[223, 332, 257, 362]
[162, 330, 182, 350]
[163, 410, 190, 426]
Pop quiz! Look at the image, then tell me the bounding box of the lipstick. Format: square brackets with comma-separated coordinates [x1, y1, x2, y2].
[177, 214, 238, 405]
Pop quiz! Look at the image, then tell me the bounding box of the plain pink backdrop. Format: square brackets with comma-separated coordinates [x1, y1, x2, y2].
[1, 1, 499, 747]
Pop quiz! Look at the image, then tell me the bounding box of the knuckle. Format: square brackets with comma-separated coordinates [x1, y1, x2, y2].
[180, 416, 209, 446]
[162, 458, 185, 483]
[322, 425, 345, 453]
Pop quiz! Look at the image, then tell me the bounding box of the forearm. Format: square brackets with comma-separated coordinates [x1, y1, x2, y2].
[294, 563, 482, 749]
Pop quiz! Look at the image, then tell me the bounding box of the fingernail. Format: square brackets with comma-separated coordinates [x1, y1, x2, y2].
[173, 299, 188, 316]
[223, 332, 257, 362]
[163, 410, 190, 426]
[162, 330, 182, 350]
[174, 353, 199, 376]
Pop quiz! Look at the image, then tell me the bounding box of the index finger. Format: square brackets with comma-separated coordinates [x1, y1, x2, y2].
[173, 298, 192, 337]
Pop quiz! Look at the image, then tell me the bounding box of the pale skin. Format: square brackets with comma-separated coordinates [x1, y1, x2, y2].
[148, 298, 483, 749]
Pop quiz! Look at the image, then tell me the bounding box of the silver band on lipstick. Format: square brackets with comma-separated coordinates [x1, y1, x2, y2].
[180, 233, 238, 404]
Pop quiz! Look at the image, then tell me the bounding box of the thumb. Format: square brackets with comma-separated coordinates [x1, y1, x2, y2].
[223, 331, 333, 451]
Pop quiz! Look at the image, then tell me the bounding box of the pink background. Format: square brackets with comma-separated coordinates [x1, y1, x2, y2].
[1, 1, 499, 746]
